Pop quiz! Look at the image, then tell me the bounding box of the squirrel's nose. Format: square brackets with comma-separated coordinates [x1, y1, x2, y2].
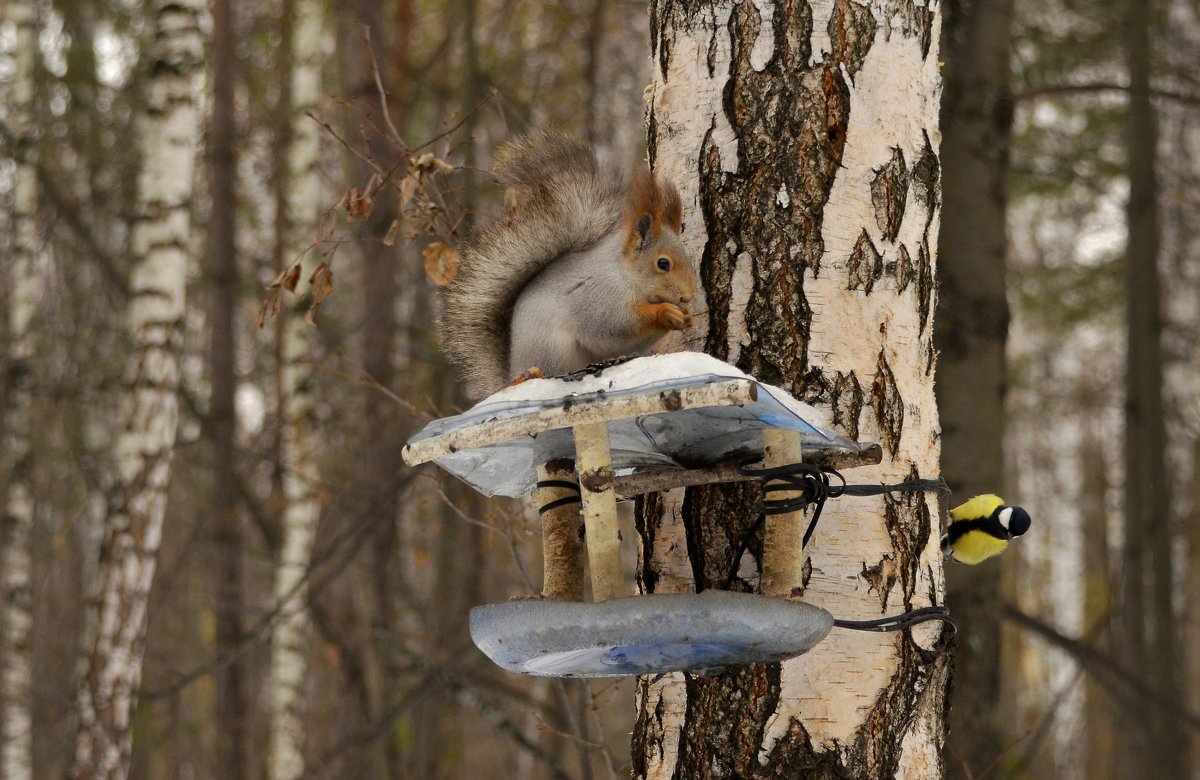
[679, 293, 693, 305]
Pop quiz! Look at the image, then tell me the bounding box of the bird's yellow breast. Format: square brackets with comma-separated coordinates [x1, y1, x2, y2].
[949, 530, 1009, 565]
[950, 493, 1005, 521]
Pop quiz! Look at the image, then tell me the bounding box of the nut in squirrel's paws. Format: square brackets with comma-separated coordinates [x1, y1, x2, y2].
[638, 301, 693, 332]
[505, 366, 545, 388]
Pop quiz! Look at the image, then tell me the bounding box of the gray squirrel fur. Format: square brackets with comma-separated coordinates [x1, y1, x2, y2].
[439, 132, 695, 400]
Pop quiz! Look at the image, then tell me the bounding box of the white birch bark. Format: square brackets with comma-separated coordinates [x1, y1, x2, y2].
[267, 1, 325, 777]
[2, 2, 40, 778]
[636, 1, 948, 776]
[68, 1, 203, 777]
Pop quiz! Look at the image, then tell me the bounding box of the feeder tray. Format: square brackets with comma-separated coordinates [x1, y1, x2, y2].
[403, 352, 882, 675]
[470, 591, 834, 677]
[402, 352, 879, 498]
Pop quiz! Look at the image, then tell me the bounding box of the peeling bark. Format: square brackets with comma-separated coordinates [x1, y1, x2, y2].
[69, 1, 204, 776]
[637, 1, 949, 776]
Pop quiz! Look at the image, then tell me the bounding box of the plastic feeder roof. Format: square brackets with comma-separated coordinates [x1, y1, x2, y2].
[470, 591, 834, 677]
[403, 352, 873, 497]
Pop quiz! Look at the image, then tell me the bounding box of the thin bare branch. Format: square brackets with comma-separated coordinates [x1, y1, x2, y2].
[363, 25, 406, 147]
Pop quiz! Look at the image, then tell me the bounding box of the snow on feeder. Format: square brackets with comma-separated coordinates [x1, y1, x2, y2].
[402, 352, 906, 678]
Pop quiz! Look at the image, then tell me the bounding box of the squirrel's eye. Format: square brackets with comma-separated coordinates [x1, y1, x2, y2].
[656, 257, 672, 272]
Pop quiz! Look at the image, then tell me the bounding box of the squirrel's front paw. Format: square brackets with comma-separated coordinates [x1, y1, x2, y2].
[638, 302, 691, 332]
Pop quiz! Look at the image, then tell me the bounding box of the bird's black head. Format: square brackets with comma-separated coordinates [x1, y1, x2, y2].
[998, 505, 1031, 539]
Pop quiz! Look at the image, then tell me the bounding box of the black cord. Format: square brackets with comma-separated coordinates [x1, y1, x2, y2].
[833, 605, 956, 634]
[536, 479, 581, 514]
[722, 461, 949, 590]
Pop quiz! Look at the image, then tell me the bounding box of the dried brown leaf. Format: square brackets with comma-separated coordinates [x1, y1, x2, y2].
[411, 152, 454, 176]
[423, 242, 460, 287]
[382, 218, 402, 247]
[346, 186, 369, 221]
[256, 289, 283, 329]
[305, 262, 334, 325]
[398, 171, 419, 211]
[267, 262, 303, 293]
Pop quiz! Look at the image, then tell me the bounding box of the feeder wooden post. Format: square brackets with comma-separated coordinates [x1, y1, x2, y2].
[573, 422, 625, 601]
[760, 427, 806, 597]
[537, 460, 584, 601]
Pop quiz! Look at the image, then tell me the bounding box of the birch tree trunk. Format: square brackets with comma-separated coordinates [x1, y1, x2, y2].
[935, 0, 1012, 773]
[267, 0, 324, 776]
[69, 0, 204, 776]
[2, 1, 40, 777]
[635, 2, 950, 776]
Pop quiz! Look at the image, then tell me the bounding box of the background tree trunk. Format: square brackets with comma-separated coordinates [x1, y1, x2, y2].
[934, 0, 1014, 774]
[2, 1, 40, 778]
[208, 0, 247, 777]
[635, 2, 950, 776]
[267, 0, 325, 777]
[1121, 0, 1181, 775]
[69, 0, 204, 776]
[1079, 423, 1115, 780]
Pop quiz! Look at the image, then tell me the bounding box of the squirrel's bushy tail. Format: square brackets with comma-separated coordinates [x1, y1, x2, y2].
[440, 131, 627, 399]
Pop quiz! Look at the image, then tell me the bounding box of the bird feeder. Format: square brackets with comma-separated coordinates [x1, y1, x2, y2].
[402, 352, 882, 677]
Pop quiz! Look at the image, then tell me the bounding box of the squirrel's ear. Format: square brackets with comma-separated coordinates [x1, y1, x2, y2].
[635, 214, 652, 250]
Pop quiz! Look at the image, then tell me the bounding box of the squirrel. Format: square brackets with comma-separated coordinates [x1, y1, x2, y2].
[439, 132, 696, 400]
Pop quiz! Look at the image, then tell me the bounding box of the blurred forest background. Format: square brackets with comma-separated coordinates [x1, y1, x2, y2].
[1, 0, 1198, 778]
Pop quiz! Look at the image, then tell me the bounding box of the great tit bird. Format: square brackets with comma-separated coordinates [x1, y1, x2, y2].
[941, 494, 1031, 565]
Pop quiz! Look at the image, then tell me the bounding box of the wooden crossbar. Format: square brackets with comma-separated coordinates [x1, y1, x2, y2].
[401, 378, 758, 466]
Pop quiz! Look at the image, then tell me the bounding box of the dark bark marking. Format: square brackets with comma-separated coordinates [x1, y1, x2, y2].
[758, 719, 852, 778]
[831, 370, 864, 440]
[853, 632, 944, 778]
[916, 237, 933, 337]
[861, 556, 897, 612]
[894, 0, 935, 60]
[698, 128, 735, 363]
[881, 477, 932, 608]
[847, 229, 883, 294]
[674, 664, 781, 779]
[893, 242, 914, 292]
[635, 493, 665, 595]
[796, 365, 832, 407]
[871, 350, 904, 458]
[911, 131, 940, 229]
[829, 0, 876, 81]
[633, 676, 671, 777]
[697, 0, 851, 395]
[870, 146, 908, 244]
[682, 481, 762, 592]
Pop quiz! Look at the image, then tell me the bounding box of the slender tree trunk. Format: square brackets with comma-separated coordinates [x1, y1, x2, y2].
[583, 0, 608, 147]
[208, 0, 246, 776]
[69, 1, 204, 776]
[1079, 422, 1115, 780]
[1187, 436, 1200, 779]
[360, 0, 411, 774]
[2, 2, 40, 778]
[934, 0, 1013, 774]
[1121, 0, 1181, 775]
[267, 0, 325, 777]
[635, 2, 949, 776]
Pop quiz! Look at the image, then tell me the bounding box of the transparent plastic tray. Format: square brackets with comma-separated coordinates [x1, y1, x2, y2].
[406, 353, 868, 497]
